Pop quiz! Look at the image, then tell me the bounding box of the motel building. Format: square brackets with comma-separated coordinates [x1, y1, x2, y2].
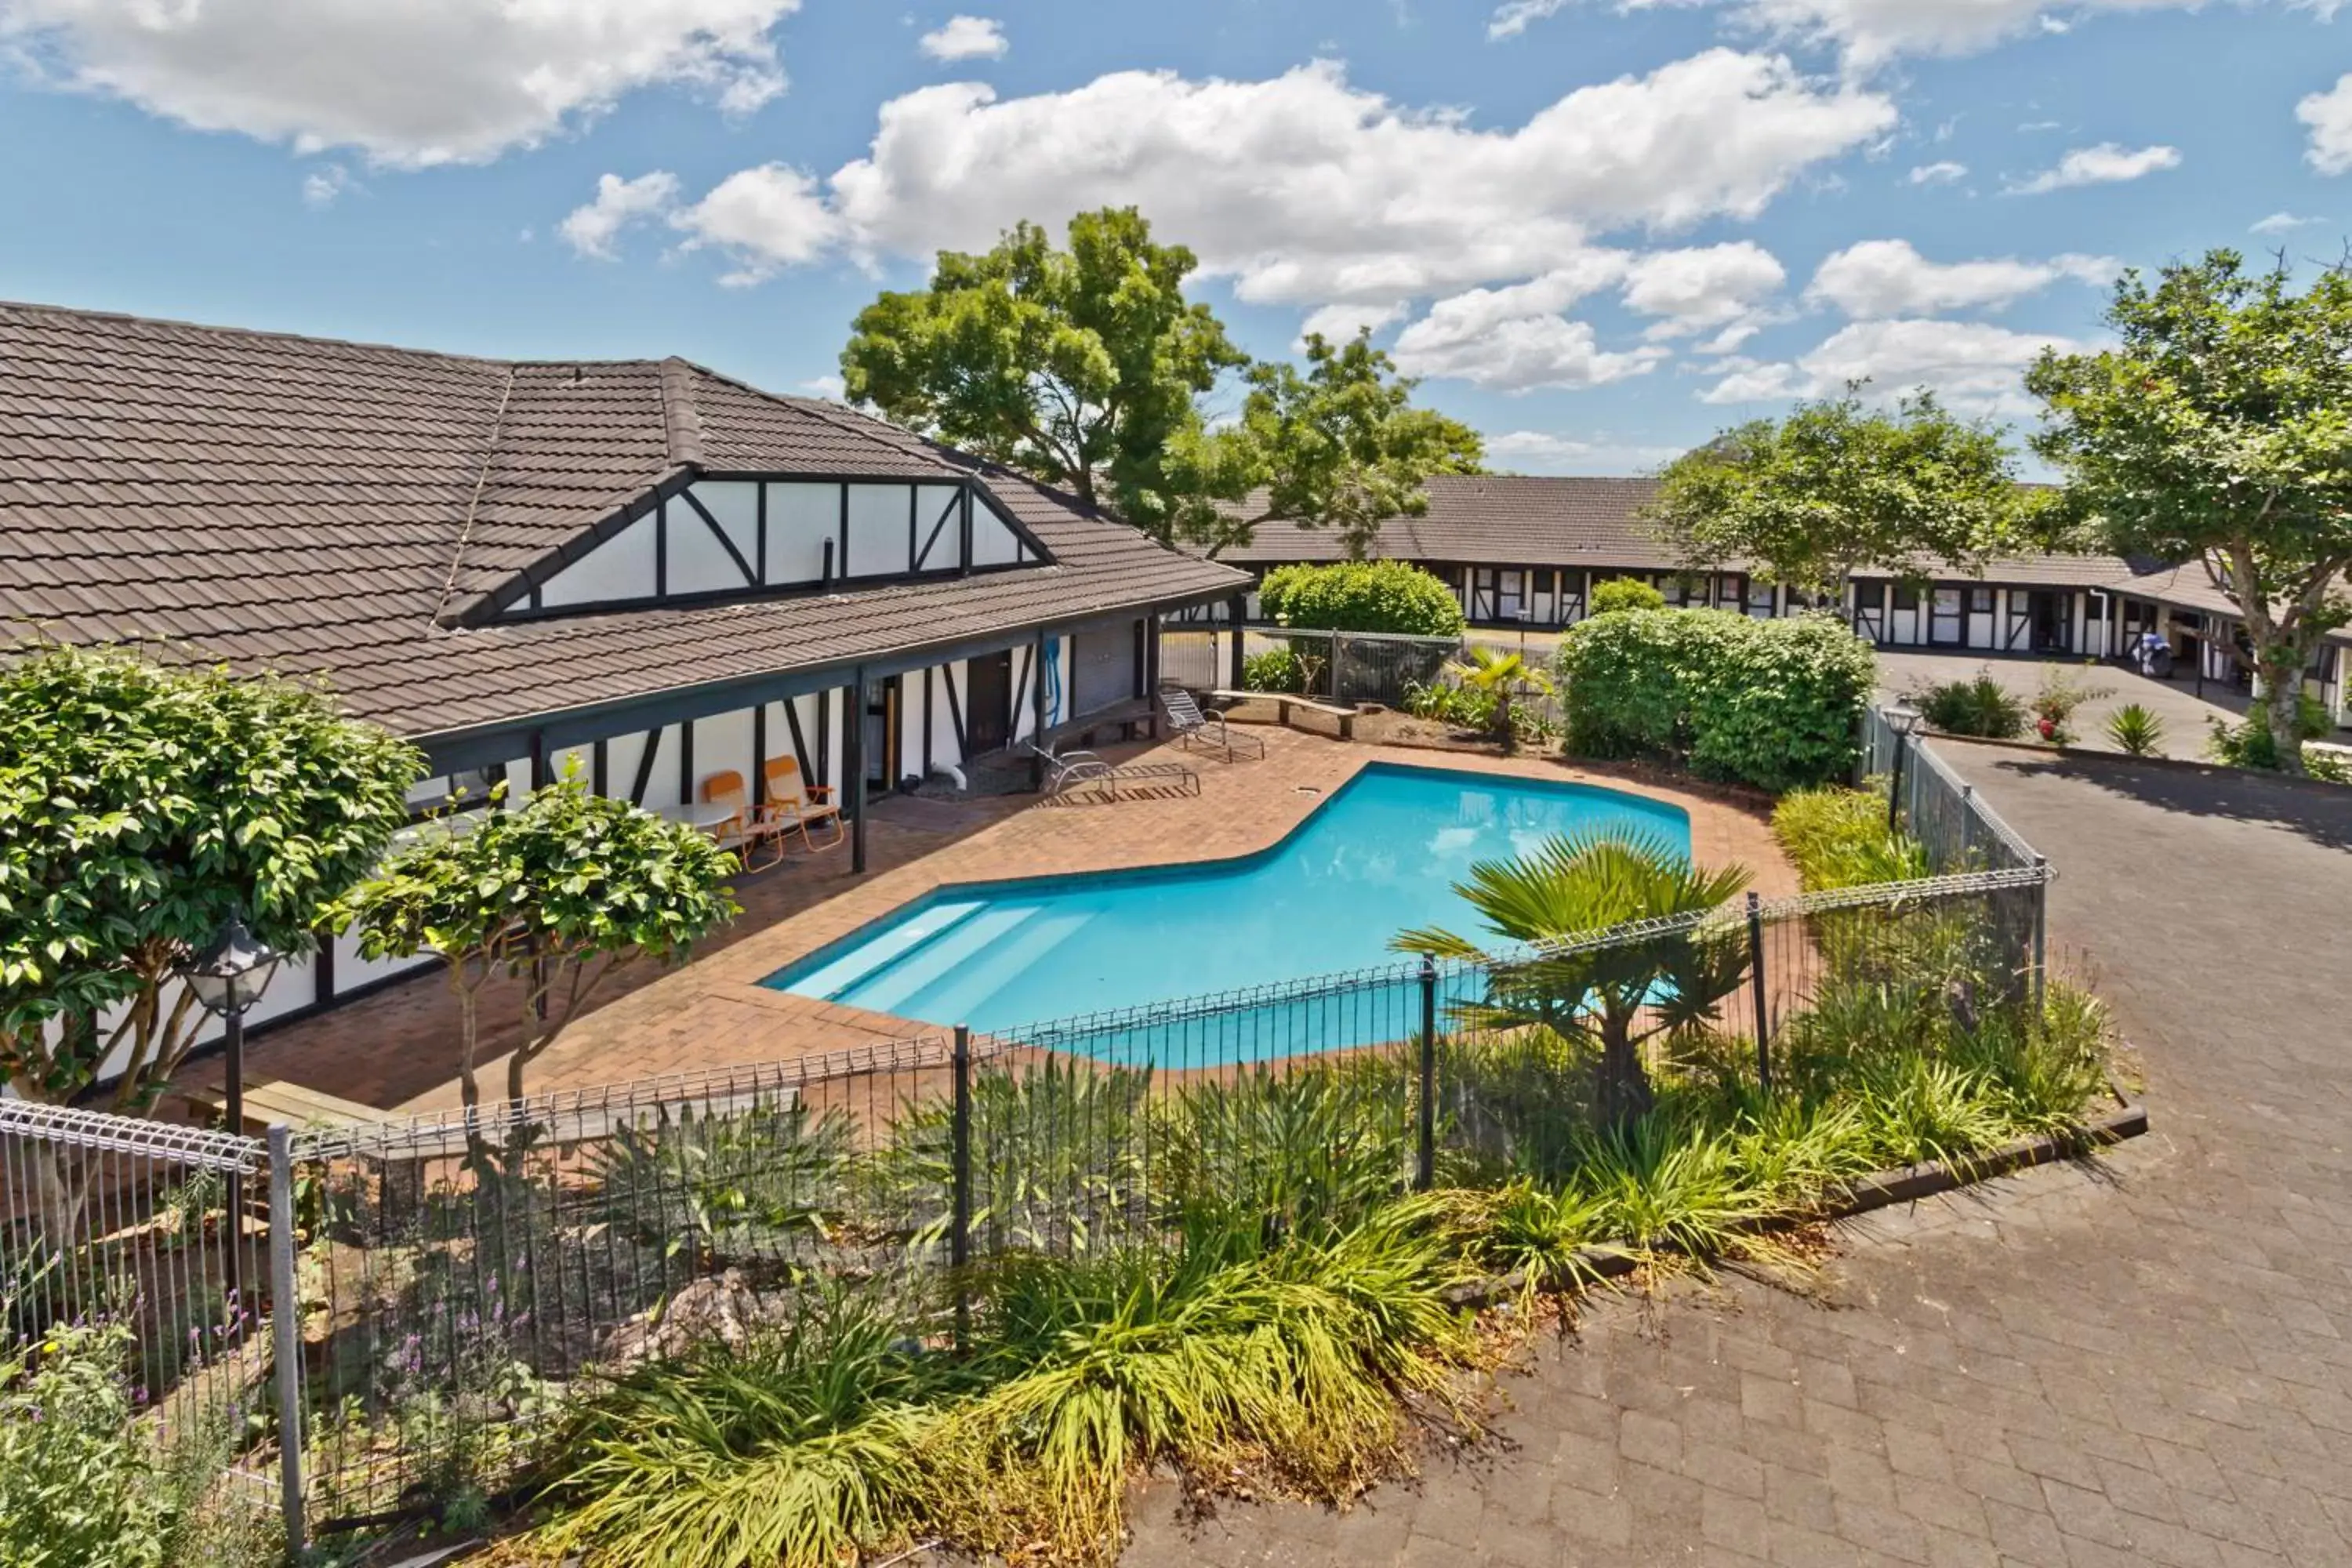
[1217, 474, 2352, 731]
[0, 301, 1249, 1047]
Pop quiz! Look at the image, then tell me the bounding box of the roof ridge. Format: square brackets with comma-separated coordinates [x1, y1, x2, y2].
[658, 357, 709, 469]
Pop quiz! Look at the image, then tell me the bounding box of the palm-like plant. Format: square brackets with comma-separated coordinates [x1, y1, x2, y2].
[1450, 645, 1555, 750]
[1393, 832, 1753, 1127]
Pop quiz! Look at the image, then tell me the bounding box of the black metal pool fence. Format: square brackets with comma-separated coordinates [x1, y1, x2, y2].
[1, 739, 2045, 1547]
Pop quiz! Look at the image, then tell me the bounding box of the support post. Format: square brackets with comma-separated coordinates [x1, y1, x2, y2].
[847, 670, 868, 873]
[1227, 594, 1247, 689]
[220, 1010, 247, 1301]
[950, 1025, 973, 1343]
[1415, 957, 1438, 1192]
[267, 1125, 306, 1562]
[1886, 726, 1907, 833]
[1746, 891, 1772, 1094]
[2031, 855, 2049, 1011]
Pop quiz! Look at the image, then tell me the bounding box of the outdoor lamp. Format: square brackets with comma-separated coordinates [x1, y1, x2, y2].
[1885, 702, 1926, 830]
[181, 910, 282, 1301]
[184, 911, 284, 1021]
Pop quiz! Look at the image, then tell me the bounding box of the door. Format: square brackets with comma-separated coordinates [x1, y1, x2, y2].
[866, 677, 898, 791]
[1497, 569, 1525, 622]
[1889, 583, 1922, 645]
[1929, 588, 1965, 646]
[964, 650, 1013, 754]
[2028, 591, 2070, 654]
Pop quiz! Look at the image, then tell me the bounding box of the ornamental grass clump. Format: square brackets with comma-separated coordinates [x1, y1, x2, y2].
[1771, 786, 1933, 890]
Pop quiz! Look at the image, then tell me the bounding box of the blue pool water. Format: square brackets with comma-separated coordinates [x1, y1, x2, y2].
[765, 763, 1690, 1059]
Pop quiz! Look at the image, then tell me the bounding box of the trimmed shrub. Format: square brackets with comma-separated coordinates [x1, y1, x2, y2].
[1242, 648, 1306, 694]
[1554, 609, 1876, 793]
[1915, 672, 2027, 739]
[1588, 577, 1667, 615]
[1255, 561, 1466, 637]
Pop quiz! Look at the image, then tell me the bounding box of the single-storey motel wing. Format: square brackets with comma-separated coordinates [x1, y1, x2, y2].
[1212, 474, 2352, 728]
[0, 299, 1252, 1036]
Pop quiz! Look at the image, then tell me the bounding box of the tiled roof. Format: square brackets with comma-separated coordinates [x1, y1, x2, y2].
[0, 300, 1244, 742]
[1219, 474, 1672, 568]
[1218, 474, 2352, 644]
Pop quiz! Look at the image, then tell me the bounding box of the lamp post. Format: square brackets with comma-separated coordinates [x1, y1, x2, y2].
[1885, 702, 1925, 832]
[182, 912, 284, 1298]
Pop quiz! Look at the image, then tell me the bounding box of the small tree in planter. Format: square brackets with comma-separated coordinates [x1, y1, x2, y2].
[1395, 832, 1753, 1128]
[0, 641, 420, 1111]
[338, 771, 740, 1131]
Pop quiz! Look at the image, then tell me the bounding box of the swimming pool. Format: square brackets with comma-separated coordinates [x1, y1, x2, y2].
[765, 762, 1691, 1054]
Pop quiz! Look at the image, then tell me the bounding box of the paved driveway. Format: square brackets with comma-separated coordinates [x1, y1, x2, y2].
[1876, 649, 2252, 763]
[1123, 746, 2352, 1568]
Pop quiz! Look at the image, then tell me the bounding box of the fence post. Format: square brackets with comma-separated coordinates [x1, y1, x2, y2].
[949, 1025, 973, 1341]
[1959, 783, 1976, 864]
[266, 1125, 305, 1563]
[2031, 856, 2049, 1011]
[1415, 957, 1437, 1192]
[1746, 891, 1772, 1094]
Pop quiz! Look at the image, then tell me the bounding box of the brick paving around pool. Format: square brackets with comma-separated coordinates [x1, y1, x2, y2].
[189, 728, 1795, 1117]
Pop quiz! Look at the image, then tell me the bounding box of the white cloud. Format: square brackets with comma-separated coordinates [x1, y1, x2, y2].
[1619, 241, 1787, 337]
[799, 373, 847, 399]
[1807, 238, 2112, 318]
[1483, 0, 2250, 67]
[2249, 210, 2324, 234]
[1298, 302, 1409, 346]
[560, 171, 684, 260]
[0, 0, 800, 168]
[300, 162, 353, 208]
[917, 15, 1007, 62]
[673, 164, 842, 283]
[1703, 317, 2085, 416]
[2006, 141, 2181, 194]
[1907, 160, 1967, 185]
[1392, 271, 1668, 390]
[2301, 73, 2352, 176]
[659, 53, 1892, 303]
[1486, 430, 1687, 473]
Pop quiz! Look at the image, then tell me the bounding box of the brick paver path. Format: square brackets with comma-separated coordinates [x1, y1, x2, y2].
[1124, 742, 2352, 1568]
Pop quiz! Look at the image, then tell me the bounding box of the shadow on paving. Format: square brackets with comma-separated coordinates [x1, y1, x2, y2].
[1958, 750, 2352, 855]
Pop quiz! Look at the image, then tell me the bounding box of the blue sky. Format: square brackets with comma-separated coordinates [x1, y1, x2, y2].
[1, 0, 2345, 474]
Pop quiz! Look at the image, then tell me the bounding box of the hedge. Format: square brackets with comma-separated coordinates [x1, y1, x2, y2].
[1553, 609, 1877, 793]
[1255, 561, 1466, 637]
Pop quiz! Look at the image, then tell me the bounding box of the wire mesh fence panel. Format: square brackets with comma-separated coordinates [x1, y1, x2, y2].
[281, 1036, 952, 1530]
[0, 1103, 277, 1493]
[1861, 706, 2042, 876]
[1156, 626, 1229, 692]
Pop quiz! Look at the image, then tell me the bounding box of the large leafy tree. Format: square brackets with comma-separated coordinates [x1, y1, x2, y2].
[337, 771, 740, 1122]
[0, 641, 420, 1109]
[1648, 387, 2022, 602]
[840, 207, 1246, 532]
[1394, 832, 1753, 1128]
[1171, 332, 1486, 558]
[2027, 250, 2352, 775]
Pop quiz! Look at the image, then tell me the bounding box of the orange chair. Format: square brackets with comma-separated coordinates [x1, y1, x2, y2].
[760, 757, 846, 851]
[699, 771, 789, 870]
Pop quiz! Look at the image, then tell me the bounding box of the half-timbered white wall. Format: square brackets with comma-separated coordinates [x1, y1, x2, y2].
[530, 478, 1041, 613]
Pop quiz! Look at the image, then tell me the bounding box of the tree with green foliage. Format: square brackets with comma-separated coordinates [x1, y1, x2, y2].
[1588, 577, 1667, 615]
[337, 771, 740, 1120]
[1395, 833, 1753, 1127]
[1648, 388, 2022, 602]
[1255, 560, 1466, 637]
[839, 208, 1246, 535]
[0, 641, 420, 1110]
[1170, 332, 1485, 557]
[2027, 250, 2352, 775]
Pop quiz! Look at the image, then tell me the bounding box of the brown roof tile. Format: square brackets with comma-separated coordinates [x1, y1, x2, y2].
[1, 300, 1245, 744]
